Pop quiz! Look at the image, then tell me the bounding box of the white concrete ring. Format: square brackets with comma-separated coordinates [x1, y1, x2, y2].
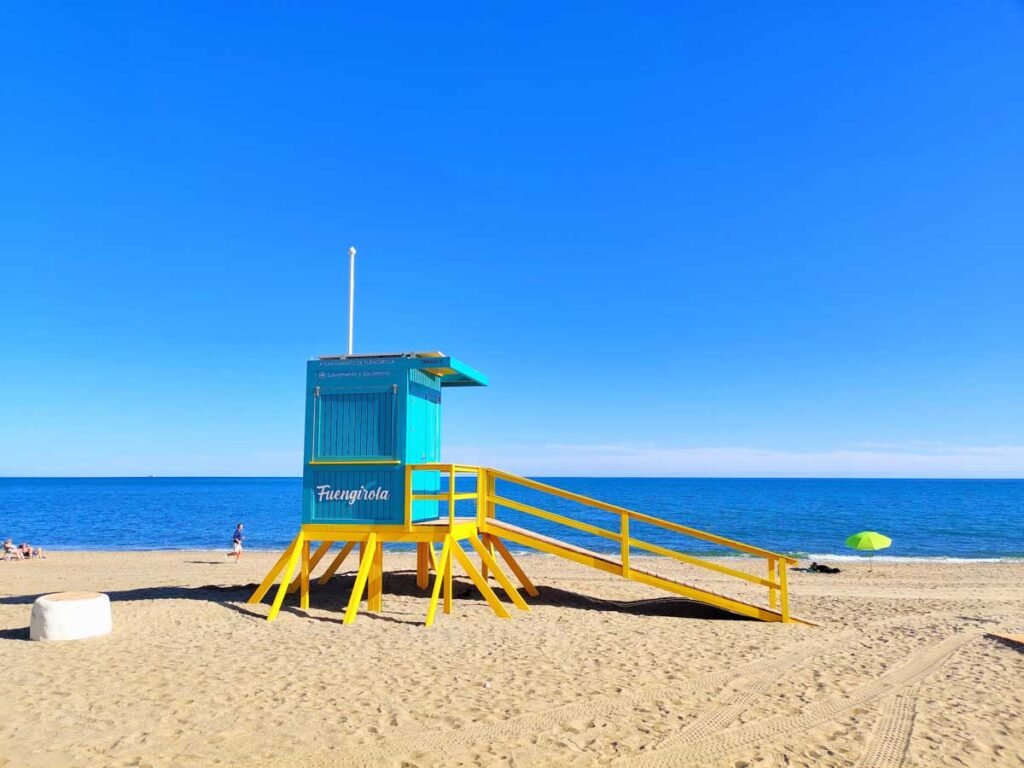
[30, 592, 112, 641]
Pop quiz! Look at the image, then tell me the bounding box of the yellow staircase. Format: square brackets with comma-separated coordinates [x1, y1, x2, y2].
[408, 466, 810, 625]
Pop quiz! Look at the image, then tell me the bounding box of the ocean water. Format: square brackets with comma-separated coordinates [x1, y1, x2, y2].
[0, 477, 1020, 560]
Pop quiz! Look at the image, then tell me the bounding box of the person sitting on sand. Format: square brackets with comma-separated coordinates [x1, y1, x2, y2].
[227, 523, 244, 562]
[19, 542, 43, 559]
[3, 539, 24, 560]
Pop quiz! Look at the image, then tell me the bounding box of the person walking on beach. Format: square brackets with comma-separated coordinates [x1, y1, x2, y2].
[228, 523, 244, 562]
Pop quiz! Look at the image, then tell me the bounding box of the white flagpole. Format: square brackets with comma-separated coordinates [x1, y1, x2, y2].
[347, 246, 356, 355]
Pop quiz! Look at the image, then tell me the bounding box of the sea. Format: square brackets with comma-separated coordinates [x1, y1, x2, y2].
[0, 477, 1021, 561]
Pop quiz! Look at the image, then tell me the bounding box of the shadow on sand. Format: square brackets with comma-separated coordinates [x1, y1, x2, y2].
[0, 567, 750, 638]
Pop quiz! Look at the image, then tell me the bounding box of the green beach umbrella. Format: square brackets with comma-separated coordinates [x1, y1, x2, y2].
[845, 531, 891, 570]
[845, 531, 892, 551]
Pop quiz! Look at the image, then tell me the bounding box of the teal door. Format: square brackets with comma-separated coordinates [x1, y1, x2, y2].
[408, 391, 441, 521]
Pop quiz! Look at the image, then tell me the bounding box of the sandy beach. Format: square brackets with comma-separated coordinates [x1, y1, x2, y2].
[1, 551, 1022, 768]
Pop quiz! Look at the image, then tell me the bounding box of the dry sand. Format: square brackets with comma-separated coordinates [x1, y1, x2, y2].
[1, 550, 1022, 767]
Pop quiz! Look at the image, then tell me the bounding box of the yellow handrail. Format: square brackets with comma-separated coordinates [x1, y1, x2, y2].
[620, 509, 630, 578]
[409, 463, 481, 474]
[405, 463, 792, 617]
[627, 509, 797, 564]
[627, 536, 776, 588]
[406, 464, 485, 533]
[415, 492, 478, 502]
[476, 467, 487, 529]
[488, 468, 796, 564]
[490, 495, 620, 543]
[447, 466, 456, 531]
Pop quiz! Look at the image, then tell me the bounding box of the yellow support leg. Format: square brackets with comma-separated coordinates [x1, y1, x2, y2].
[427, 542, 439, 572]
[425, 536, 452, 627]
[299, 539, 310, 610]
[490, 537, 540, 598]
[416, 542, 429, 590]
[343, 534, 377, 625]
[768, 557, 778, 610]
[780, 560, 790, 623]
[318, 541, 355, 584]
[288, 540, 333, 594]
[367, 541, 383, 613]
[443, 540, 453, 615]
[267, 533, 304, 622]
[247, 534, 300, 605]
[468, 535, 529, 611]
[479, 533, 498, 581]
[450, 539, 511, 619]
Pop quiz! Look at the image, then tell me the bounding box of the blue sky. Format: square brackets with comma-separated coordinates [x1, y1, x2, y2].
[1, 2, 1022, 477]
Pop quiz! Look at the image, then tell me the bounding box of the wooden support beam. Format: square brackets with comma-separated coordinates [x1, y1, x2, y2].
[450, 539, 511, 619]
[468, 535, 529, 611]
[427, 542, 439, 572]
[780, 561, 790, 624]
[443, 541, 453, 615]
[318, 541, 355, 585]
[620, 512, 630, 578]
[416, 542, 430, 590]
[267, 533, 304, 622]
[490, 537, 540, 598]
[247, 534, 301, 605]
[367, 541, 383, 612]
[288, 540, 333, 593]
[343, 534, 377, 625]
[425, 536, 453, 627]
[299, 539, 310, 610]
[480, 532, 497, 581]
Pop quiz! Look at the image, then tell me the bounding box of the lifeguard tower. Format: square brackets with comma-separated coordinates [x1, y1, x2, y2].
[248, 351, 808, 626]
[249, 248, 807, 626]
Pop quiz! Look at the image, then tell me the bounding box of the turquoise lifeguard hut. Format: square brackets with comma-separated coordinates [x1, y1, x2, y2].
[249, 249, 805, 626]
[303, 352, 487, 526]
[249, 348, 538, 626]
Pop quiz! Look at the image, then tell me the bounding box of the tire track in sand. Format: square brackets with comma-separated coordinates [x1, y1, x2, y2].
[337, 636, 839, 767]
[641, 612, 934, 753]
[658, 675, 776, 746]
[620, 631, 976, 768]
[854, 685, 920, 768]
[606, 614, 933, 760]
